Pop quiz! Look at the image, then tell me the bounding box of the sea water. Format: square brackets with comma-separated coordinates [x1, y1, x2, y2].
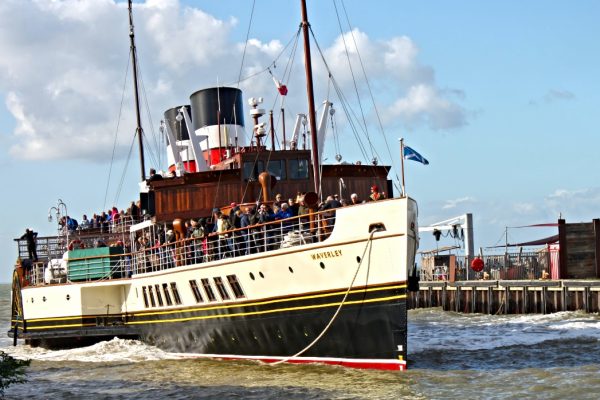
[1, 284, 599, 399]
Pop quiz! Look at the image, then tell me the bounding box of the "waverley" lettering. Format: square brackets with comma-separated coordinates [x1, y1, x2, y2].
[310, 249, 342, 260]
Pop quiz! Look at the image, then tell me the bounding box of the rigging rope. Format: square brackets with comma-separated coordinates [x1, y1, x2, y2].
[309, 28, 386, 181]
[271, 230, 377, 365]
[104, 48, 132, 211]
[113, 132, 138, 207]
[339, 0, 402, 192]
[332, 0, 375, 158]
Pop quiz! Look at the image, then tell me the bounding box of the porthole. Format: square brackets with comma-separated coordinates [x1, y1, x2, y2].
[249, 272, 255, 280]
[259, 271, 265, 278]
[288, 266, 294, 273]
[66, 294, 71, 301]
[356, 256, 361, 263]
[320, 262, 325, 269]
[43, 296, 47, 302]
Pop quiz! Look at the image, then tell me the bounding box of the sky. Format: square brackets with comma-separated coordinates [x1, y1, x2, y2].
[0, 0, 599, 282]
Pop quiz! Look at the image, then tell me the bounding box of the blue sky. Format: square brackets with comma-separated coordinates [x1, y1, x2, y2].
[0, 0, 599, 282]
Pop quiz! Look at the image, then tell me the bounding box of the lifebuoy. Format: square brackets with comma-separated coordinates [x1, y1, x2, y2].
[68, 239, 84, 251]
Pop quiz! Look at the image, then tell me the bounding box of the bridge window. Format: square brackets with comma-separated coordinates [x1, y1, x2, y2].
[267, 160, 286, 180]
[243, 161, 264, 181]
[289, 159, 309, 180]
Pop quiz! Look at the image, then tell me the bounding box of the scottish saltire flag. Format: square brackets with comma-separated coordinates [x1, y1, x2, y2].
[403, 146, 429, 165]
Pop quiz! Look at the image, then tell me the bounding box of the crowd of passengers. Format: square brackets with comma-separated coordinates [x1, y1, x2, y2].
[58, 201, 143, 234]
[130, 186, 387, 271]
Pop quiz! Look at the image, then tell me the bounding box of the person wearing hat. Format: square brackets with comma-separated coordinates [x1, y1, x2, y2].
[369, 185, 386, 201]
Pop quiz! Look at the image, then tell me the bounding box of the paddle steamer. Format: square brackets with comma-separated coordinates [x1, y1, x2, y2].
[9, 0, 418, 371]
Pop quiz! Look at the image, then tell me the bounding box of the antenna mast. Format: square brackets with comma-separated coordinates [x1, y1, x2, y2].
[300, 0, 320, 196]
[128, 0, 146, 181]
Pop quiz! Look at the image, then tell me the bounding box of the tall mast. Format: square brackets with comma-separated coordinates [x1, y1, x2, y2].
[300, 0, 320, 196]
[128, 0, 146, 181]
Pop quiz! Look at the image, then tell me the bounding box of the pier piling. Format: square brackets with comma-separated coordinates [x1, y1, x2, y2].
[409, 280, 600, 314]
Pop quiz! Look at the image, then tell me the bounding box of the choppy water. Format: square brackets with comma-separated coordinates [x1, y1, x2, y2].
[1, 283, 600, 399]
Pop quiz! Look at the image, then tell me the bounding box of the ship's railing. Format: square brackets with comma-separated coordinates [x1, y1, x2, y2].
[14, 236, 65, 261]
[130, 212, 339, 275]
[20, 210, 340, 285]
[73, 215, 138, 235]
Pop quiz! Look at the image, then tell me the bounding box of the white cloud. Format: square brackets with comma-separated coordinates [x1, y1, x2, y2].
[0, 1, 468, 162]
[385, 84, 467, 130]
[442, 196, 475, 210]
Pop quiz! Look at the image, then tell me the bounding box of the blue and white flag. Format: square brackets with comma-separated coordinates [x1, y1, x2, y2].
[403, 146, 429, 165]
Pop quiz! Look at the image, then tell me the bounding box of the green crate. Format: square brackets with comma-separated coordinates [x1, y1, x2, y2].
[67, 247, 124, 281]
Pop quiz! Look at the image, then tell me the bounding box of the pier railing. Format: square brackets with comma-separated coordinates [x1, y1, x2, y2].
[422, 248, 559, 282]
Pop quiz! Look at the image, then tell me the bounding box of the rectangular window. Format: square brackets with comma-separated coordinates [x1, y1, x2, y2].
[289, 159, 309, 180]
[189, 280, 204, 303]
[170, 282, 182, 305]
[242, 160, 264, 181]
[201, 278, 217, 301]
[162, 283, 173, 306]
[267, 160, 286, 180]
[213, 277, 231, 300]
[226, 274, 246, 299]
[142, 286, 149, 308]
[154, 284, 164, 306]
[148, 285, 157, 307]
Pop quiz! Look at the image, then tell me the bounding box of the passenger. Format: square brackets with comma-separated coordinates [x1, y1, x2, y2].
[216, 212, 233, 259]
[130, 201, 140, 223]
[20, 228, 38, 262]
[287, 198, 298, 216]
[240, 207, 254, 255]
[350, 193, 362, 205]
[274, 193, 284, 208]
[256, 203, 272, 252]
[368, 185, 386, 201]
[80, 215, 91, 230]
[319, 195, 342, 234]
[147, 168, 163, 182]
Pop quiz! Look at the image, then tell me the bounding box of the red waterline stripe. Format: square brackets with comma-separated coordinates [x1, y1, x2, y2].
[177, 353, 406, 371]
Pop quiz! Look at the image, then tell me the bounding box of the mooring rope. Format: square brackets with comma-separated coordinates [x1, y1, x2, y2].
[270, 229, 378, 366]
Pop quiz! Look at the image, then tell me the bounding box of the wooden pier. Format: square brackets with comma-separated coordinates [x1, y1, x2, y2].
[408, 280, 600, 314]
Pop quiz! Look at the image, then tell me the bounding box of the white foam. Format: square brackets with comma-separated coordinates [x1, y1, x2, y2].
[1, 337, 188, 363]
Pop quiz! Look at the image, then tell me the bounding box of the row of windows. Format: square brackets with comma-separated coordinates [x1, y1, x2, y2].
[189, 275, 245, 304]
[243, 159, 309, 181]
[141, 275, 245, 308]
[142, 282, 182, 308]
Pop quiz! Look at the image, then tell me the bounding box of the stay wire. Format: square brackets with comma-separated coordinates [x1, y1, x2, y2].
[309, 27, 384, 179]
[113, 132, 138, 207]
[222, 0, 257, 207]
[104, 48, 131, 211]
[339, 0, 402, 188]
[135, 53, 159, 169]
[332, 0, 375, 158]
